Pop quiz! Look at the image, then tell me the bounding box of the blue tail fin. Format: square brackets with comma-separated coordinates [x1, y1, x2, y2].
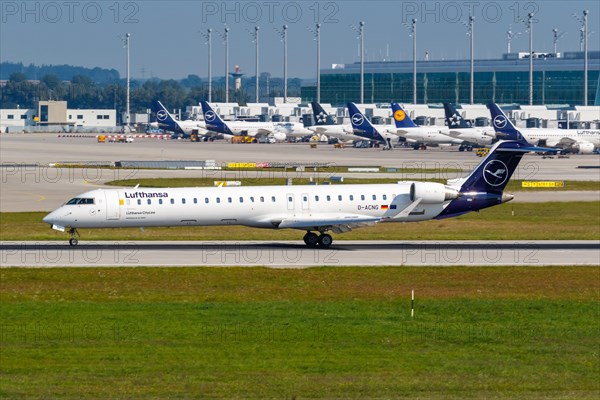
[151, 100, 184, 134]
[347, 102, 386, 143]
[200, 100, 231, 134]
[487, 103, 523, 140]
[437, 140, 556, 218]
[444, 103, 472, 129]
[311, 102, 336, 125]
[459, 140, 535, 193]
[390, 103, 419, 128]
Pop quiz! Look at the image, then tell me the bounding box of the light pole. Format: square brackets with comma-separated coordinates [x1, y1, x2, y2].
[573, 10, 589, 106]
[506, 25, 521, 53]
[351, 21, 365, 103]
[403, 19, 417, 104]
[463, 16, 475, 104]
[247, 26, 260, 102]
[523, 12, 534, 105]
[219, 27, 230, 103]
[202, 29, 213, 102]
[120, 33, 131, 129]
[275, 25, 288, 102]
[552, 28, 566, 55]
[584, 10, 588, 106]
[308, 24, 321, 103]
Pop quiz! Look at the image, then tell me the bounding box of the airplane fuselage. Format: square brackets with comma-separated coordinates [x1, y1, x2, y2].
[42, 183, 458, 230]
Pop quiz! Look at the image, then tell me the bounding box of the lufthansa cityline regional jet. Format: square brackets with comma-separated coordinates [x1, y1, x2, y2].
[43, 140, 551, 247]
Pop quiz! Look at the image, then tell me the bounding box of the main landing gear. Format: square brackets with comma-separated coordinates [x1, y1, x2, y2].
[303, 231, 333, 248]
[68, 228, 79, 246]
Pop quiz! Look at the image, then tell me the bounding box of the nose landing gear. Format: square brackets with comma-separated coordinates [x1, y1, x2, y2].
[68, 228, 80, 246]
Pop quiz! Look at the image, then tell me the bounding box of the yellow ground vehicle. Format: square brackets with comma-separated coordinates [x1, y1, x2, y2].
[476, 148, 490, 157]
[97, 135, 106, 143]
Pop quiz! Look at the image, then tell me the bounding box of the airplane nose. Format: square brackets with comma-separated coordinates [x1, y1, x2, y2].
[42, 213, 53, 224]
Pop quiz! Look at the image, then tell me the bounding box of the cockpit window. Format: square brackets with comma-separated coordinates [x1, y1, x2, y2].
[66, 197, 94, 205]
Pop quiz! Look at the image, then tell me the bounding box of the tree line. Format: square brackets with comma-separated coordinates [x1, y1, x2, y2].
[0, 70, 303, 117]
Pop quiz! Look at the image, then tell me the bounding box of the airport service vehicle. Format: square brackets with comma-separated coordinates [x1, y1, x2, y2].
[488, 103, 600, 154]
[200, 101, 310, 142]
[391, 103, 463, 149]
[443, 103, 496, 148]
[43, 140, 552, 247]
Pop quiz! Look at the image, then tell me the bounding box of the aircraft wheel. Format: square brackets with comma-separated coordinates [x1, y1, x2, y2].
[303, 232, 319, 247]
[69, 238, 78, 246]
[318, 234, 333, 248]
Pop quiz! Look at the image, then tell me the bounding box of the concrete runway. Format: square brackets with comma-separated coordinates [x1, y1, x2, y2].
[1, 241, 598, 267]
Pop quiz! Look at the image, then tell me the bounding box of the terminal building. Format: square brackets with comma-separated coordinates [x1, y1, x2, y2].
[0, 101, 117, 133]
[301, 51, 600, 107]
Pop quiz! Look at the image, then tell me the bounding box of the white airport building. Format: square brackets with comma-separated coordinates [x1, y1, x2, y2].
[0, 101, 117, 133]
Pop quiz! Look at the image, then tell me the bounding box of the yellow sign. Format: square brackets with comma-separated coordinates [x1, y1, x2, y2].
[394, 109, 406, 121]
[521, 181, 564, 188]
[227, 162, 256, 169]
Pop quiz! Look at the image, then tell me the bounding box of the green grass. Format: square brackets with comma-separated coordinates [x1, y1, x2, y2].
[3, 202, 599, 241]
[105, 177, 600, 191]
[1, 267, 598, 398]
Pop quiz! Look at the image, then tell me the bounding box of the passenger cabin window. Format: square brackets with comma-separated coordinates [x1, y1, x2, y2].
[338, 195, 342, 201]
[327, 195, 331, 201]
[271, 196, 276, 202]
[147, 199, 151, 205]
[383, 194, 387, 200]
[216, 197, 221, 204]
[240, 197, 244, 203]
[349, 195, 354, 201]
[372, 195, 377, 200]
[361, 195, 365, 201]
[194, 198, 198, 204]
[170, 199, 175, 204]
[137, 199, 142, 205]
[228, 197, 232, 203]
[260, 196, 265, 203]
[205, 198, 209, 204]
[250, 197, 255, 203]
[159, 199, 163, 205]
[315, 195, 319, 201]
[182, 198, 186, 204]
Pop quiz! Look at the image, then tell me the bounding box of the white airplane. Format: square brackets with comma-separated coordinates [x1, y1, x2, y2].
[307, 101, 361, 140]
[43, 140, 552, 247]
[391, 103, 464, 149]
[150, 101, 210, 138]
[489, 103, 600, 154]
[200, 101, 311, 141]
[443, 103, 496, 148]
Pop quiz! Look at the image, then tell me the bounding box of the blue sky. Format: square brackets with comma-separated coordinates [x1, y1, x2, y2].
[1, 1, 598, 79]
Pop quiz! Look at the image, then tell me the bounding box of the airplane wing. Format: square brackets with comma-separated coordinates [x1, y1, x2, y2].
[246, 128, 273, 137]
[310, 126, 329, 134]
[275, 214, 381, 234]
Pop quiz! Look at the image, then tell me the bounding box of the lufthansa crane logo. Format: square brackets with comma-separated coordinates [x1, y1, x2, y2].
[493, 115, 507, 129]
[205, 110, 216, 122]
[483, 160, 509, 187]
[351, 113, 364, 126]
[394, 109, 406, 121]
[156, 110, 168, 121]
